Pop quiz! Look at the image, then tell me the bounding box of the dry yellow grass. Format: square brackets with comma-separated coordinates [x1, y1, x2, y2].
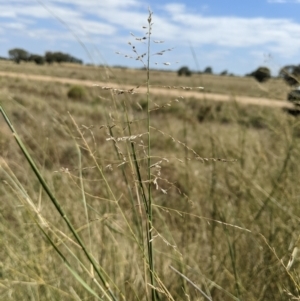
[0, 60, 293, 100]
[1, 61, 300, 301]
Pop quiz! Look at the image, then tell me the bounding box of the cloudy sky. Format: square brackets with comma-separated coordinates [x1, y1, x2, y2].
[1, 0, 300, 75]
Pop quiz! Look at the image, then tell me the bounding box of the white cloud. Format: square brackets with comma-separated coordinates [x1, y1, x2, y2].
[0, 11, 16, 17]
[160, 5, 300, 58]
[1, 0, 300, 73]
[26, 28, 74, 40]
[164, 3, 186, 14]
[0, 4, 81, 19]
[3, 22, 26, 30]
[2, 0, 298, 54]
[0, 2, 117, 40]
[50, 0, 140, 8]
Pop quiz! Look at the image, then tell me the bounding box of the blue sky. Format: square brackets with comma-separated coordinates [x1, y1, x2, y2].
[1, 0, 300, 75]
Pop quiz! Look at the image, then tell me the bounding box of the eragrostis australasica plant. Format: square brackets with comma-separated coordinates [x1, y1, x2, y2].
[2, 8, 300, 301]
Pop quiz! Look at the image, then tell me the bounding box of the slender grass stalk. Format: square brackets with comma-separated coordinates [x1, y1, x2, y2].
[69, 111, 153, 298]
[220, 213, 241, 301]
[117, 8, 157, 300]
[209, 136, 217, 286]
[2, 161, 113, 300]
[76, 144, 93, 269]
[36, 221, 104, 301]
[170, 266, 212, 301]
[108, 125, 143, 241]
[252, 139, 294, 221]
[0, 104, 118, 301]
[146, 9, 156, 301]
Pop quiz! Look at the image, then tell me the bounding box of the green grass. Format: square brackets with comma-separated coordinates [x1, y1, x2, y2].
[1, 20, 300, 301]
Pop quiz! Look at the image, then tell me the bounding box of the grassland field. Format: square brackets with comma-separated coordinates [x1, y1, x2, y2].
[0, 60, 294, 100]
[1, 60, 300, 301]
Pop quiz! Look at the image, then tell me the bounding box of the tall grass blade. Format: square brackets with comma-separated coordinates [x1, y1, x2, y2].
[0, 104, 118, 301]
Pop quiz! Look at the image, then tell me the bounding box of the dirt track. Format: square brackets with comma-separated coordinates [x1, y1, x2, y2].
[0, 71, 294, 109]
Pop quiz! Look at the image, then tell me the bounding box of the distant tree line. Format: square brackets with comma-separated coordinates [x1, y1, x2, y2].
[278, 65, 300, 86]
[177, 66, 237, 77]
[177, 66, 215, 77]
[8, 48, 83, 65]
[246, 67, 271, 83]
[246, 64, 300, 86]
[177, 63, 300, 86]
[177, 66, 192, 76]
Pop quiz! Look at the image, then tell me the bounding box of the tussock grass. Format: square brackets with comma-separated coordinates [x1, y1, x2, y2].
[67, 85, 86, 100]
[1, 11, 300, 301]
